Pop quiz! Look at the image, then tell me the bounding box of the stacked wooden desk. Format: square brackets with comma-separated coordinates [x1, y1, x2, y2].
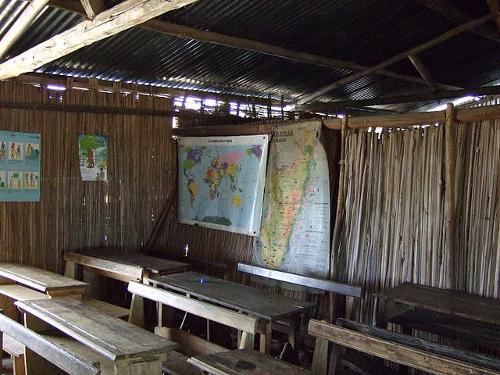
[376, 283, 500, 350]
[147, 271, 316, 354]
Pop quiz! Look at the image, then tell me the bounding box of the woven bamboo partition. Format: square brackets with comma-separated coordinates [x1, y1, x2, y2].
[338, 118, 499, 324]
[0, 80, 174, 273]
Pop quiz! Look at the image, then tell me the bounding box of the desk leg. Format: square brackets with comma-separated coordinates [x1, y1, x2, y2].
[259, 322, 272, 354]
[288, 316, 301, 349]
[64, 261, 83, 280]
[128, 294, 145, 328]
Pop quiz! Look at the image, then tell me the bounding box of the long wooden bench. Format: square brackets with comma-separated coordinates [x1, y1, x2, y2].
[0, 313, 100, 375]
[128, 281, 261, 374]
[308, 319, 500, 375]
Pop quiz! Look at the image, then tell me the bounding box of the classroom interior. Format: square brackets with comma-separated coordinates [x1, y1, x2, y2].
[0, 0, 498, 374]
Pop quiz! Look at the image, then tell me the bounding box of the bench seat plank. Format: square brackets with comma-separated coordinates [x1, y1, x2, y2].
[15, 297, 177, 361]
[309, 319, 500, 375]
[188, 349, 308, 375]
[0, 285, 49, 301]
[162, 351, 203, 375]
[0, 263, 88, 294]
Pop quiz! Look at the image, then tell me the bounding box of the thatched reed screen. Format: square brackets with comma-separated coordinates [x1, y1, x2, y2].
[338, 119, 499, 324]
[0, 80, 174, 273]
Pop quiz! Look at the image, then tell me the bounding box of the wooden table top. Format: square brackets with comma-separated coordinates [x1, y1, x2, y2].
[376, 283, 500, 326]
[188, 349, 309, 375]
[149, 271, 315, 321]
[70, 249, 189, 275]
[16, 297, 177, 361]
[0, 263, 88, 293]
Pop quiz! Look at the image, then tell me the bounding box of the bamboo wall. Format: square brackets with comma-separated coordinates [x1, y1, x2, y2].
[338, 119, 499, 324]
[0, 80, 174, 273]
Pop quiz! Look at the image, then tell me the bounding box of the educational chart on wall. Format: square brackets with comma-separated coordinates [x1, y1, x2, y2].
[253, 121, 330, 277]
[79, 135, 108, 181]
[178, 135, 269, 235]
[0, 131, 41, 202]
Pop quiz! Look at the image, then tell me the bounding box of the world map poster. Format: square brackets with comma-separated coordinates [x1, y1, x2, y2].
[253, 121, 330, 278]
[0, 131, 41, 202]
[178, 135, 269, 235]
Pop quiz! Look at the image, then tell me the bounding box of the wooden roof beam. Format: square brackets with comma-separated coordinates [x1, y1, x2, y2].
[0, 0, 50, 60]
[297, 15, 491, 105]
[408, 54, 438, 91]
[416, 0, 500, 43]
[486, 0, 500, 31]
[80, 0, 106, 19]
[48, 0, 456, 91]
[0, 0, 199, 80]
[302, 85, 500, 112]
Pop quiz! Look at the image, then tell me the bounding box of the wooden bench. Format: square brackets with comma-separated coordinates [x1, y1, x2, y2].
[128, 281, 261, 374]
[308, 319, 500, 375]
[187, 349, 308, 375]
[0, 313, 100, 375]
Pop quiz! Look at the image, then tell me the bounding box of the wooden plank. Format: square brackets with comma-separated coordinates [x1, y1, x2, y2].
[0, 284, 49, 301]
[375, 283, 500, 325]
[74, 249, 188, 275]
[0, 0, 50, 59]
[80, 0, 106, 19]
[0, 263, 88, 294]
[0, 0, 200, 80]
[81, 297, 129, 319]
[456, 105, 500, 122]
[298, 15, 491, 103]
[237, 263, 362, 298]
[64, 252, 144, 282]
[187, 349, 307, 375]
[154, 327, 227, 357]
[337, 319, 500, 372]
[48, 0, 454, 90]
[162, 351, 203, 375]
[0, 314, 100, 375]
[147, 272, 315, 321]
[308, 319, 500, 375]
[349, 111, 445, 129]
[128, 281, 258, 334]
[15, 298, 177, 361]
[389, 308, 500, 349]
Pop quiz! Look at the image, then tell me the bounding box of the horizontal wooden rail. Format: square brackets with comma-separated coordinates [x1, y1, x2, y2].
[237, 263, 363, 298]
[0, 314, 100, 375]
[128, 281, 258, 334]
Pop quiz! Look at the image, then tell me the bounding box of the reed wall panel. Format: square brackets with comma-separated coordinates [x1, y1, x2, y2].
[339, 119, 499, 325]
[0, 80, 174, 273]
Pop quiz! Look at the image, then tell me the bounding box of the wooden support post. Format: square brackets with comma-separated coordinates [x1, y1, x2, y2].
[444, 103, 457, 290]
[327, 115, 348, 375]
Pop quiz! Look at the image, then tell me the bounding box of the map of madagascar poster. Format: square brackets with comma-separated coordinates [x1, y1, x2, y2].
[177, 135, 269, 236]
[0, 131, 41, 202]
[253, 121, 330, 277]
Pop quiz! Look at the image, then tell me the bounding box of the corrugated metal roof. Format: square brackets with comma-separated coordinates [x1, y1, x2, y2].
[0, 0, 499, 112]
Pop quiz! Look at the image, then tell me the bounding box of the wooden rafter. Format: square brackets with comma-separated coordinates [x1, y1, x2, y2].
[48, 0, 457, 91]
[80, 0, 106, 19]
[297, 15, 492, 105]
[0, 0, 50, 60]
[416, 0, 500, 43]
[0, 0, 199, 80]
[408, 54, 438, 91]
[487, 0, 500, 31]
[301, 85, 500, 112]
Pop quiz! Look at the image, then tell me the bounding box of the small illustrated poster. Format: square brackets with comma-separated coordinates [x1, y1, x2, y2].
[79, 135, 108, 182]
[0, 131, 41, 202]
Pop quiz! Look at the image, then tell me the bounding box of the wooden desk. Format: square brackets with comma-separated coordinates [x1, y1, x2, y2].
[0, 263, 88, 297]
[148, 271, 316, 353]
[65, 249, 189, 282]
[188, 349, 309, 375]
[16, 297, 177, 375]
[376, 283, 500, 348]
